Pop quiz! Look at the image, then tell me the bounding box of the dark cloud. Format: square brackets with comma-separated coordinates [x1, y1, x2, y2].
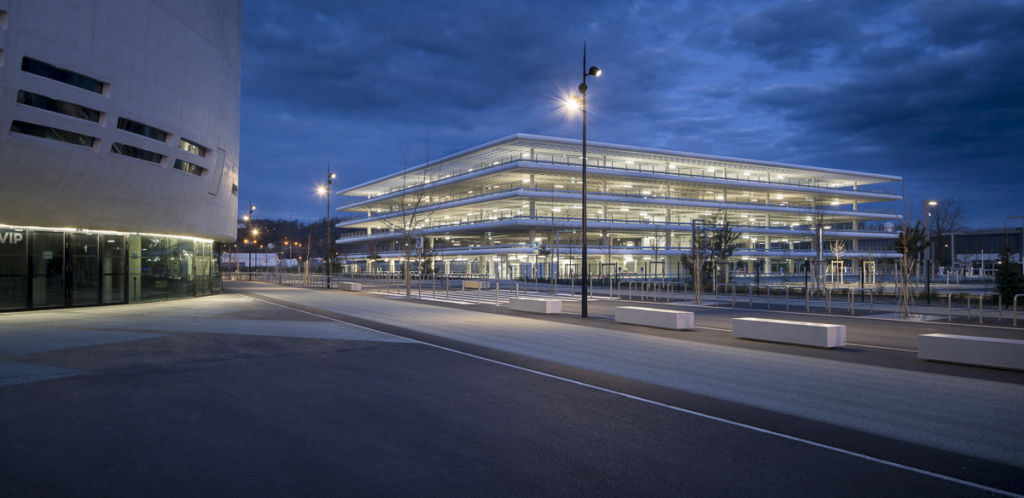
[730, 1, 866, 67]
[240, 0, 1024, 227]
[913, 0, 1024, 47]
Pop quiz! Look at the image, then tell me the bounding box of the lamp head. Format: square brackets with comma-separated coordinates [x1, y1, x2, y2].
[588, 66, 602, 77]
[927, 200, 938, 206]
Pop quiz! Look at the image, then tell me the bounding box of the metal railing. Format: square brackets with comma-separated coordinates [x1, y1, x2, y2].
[358, 153, 898, 204]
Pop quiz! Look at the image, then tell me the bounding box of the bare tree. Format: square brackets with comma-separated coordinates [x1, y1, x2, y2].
[829, 240, 846, 284]
[894, 220, 930, 317]
[650, 214, 666, 281]
[684, 212, 739, 303]
[686, 219, 712, 304]
[709, 214, 742, 288]
[929, 198, 966, 268]
[379, 140, 434, 298]
[809, 197, 830, 291]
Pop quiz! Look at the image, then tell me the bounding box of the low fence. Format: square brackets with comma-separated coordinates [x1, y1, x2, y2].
[225, 271, 1023, 326]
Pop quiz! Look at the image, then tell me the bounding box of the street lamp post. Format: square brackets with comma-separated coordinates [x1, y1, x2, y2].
[925, 200, 937, 305]
[568, 42, 601, 318]
[245, 202, 255, 280]
[318, 166, 337, 288]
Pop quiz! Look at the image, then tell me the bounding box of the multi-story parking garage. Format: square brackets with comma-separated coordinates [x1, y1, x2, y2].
[0, 0, 240, 311]
[334, 134, 903, 280]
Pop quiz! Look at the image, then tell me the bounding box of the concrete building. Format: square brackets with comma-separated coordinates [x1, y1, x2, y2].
[0, 0, 240, 311]
[334, 134, 902, 280]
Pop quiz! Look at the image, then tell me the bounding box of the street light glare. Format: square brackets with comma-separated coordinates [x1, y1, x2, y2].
[564, 95, 580, 112]
[928, 200, 938, 206]
[316, 185, 328, 196]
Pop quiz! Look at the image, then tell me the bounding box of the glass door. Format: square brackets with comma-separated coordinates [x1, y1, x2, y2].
[31, 231, 65, 308]
[71, 233, 100, 306]
[102, 236, 127, 304]
[0, 229, 29, 310]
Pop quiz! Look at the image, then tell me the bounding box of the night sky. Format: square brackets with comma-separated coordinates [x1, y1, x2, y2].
[240, 0, 1023, 228]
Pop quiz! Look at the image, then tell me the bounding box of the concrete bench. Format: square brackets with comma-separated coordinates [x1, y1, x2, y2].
[731, 317, 845, 348]
[338, 282, 361, 291]
[508, 298, 562, 314]
[614, 306, 694, 330]
[462, 280, 490, 290]
[919, 334, 1024, 371]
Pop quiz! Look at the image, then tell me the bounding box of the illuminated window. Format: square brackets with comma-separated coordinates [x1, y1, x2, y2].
[174, 159, 206, 176]
[111, 143, 164, 163]
[17, 90, 101, 122]
[21, 57, 105, 93]
[178, 138, 209, 157]
[117, 117, 168, 142]
[10, 120, 95, 147]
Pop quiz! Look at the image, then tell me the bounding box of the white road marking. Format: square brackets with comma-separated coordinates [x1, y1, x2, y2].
[244, 293, 1019, 498]
[846, 343, 918, 353]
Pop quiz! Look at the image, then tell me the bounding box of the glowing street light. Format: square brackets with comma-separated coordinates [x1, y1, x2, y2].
[564, 95, 580, 113]
[564, 42, 601, 318]
[924, 200, 938, 304]
[246, 202, 256, 278]
[318, 166, 338, 288]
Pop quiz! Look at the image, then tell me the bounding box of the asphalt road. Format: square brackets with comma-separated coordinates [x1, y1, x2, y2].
[0, 286, 1021, 496]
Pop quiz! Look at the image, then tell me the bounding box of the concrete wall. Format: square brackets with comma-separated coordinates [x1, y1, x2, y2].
[0, 0, 240, 241]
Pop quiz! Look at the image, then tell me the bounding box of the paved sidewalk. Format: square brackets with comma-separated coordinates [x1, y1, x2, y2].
[228, 281, 1024, 469]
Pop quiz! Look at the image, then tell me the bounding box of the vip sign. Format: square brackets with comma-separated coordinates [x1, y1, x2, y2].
[0, 231, 25, 245]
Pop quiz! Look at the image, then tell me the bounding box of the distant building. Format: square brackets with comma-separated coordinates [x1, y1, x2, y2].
[334, 134, 903, 278]
[935, 227, 1023, 277]
[0, 0, 240, 311]
[222, 253, 284, 269]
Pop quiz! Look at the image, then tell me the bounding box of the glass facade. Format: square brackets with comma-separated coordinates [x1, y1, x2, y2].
[173, 159, 205, 176]
[0, 229, 28, 311]
[117, 117, 168, 142]
[178, 138, 209, 157]
[21, 57, 105, 94]
[10, 120, 96, 147]
[17, 90, 102, 122]
[0, 227, 220, 311]
[111, 143, 164, 163]
[30, 231, 64, 308]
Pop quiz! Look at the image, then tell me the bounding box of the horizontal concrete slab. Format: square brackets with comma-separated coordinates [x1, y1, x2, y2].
[919, 334, 1024, 371]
